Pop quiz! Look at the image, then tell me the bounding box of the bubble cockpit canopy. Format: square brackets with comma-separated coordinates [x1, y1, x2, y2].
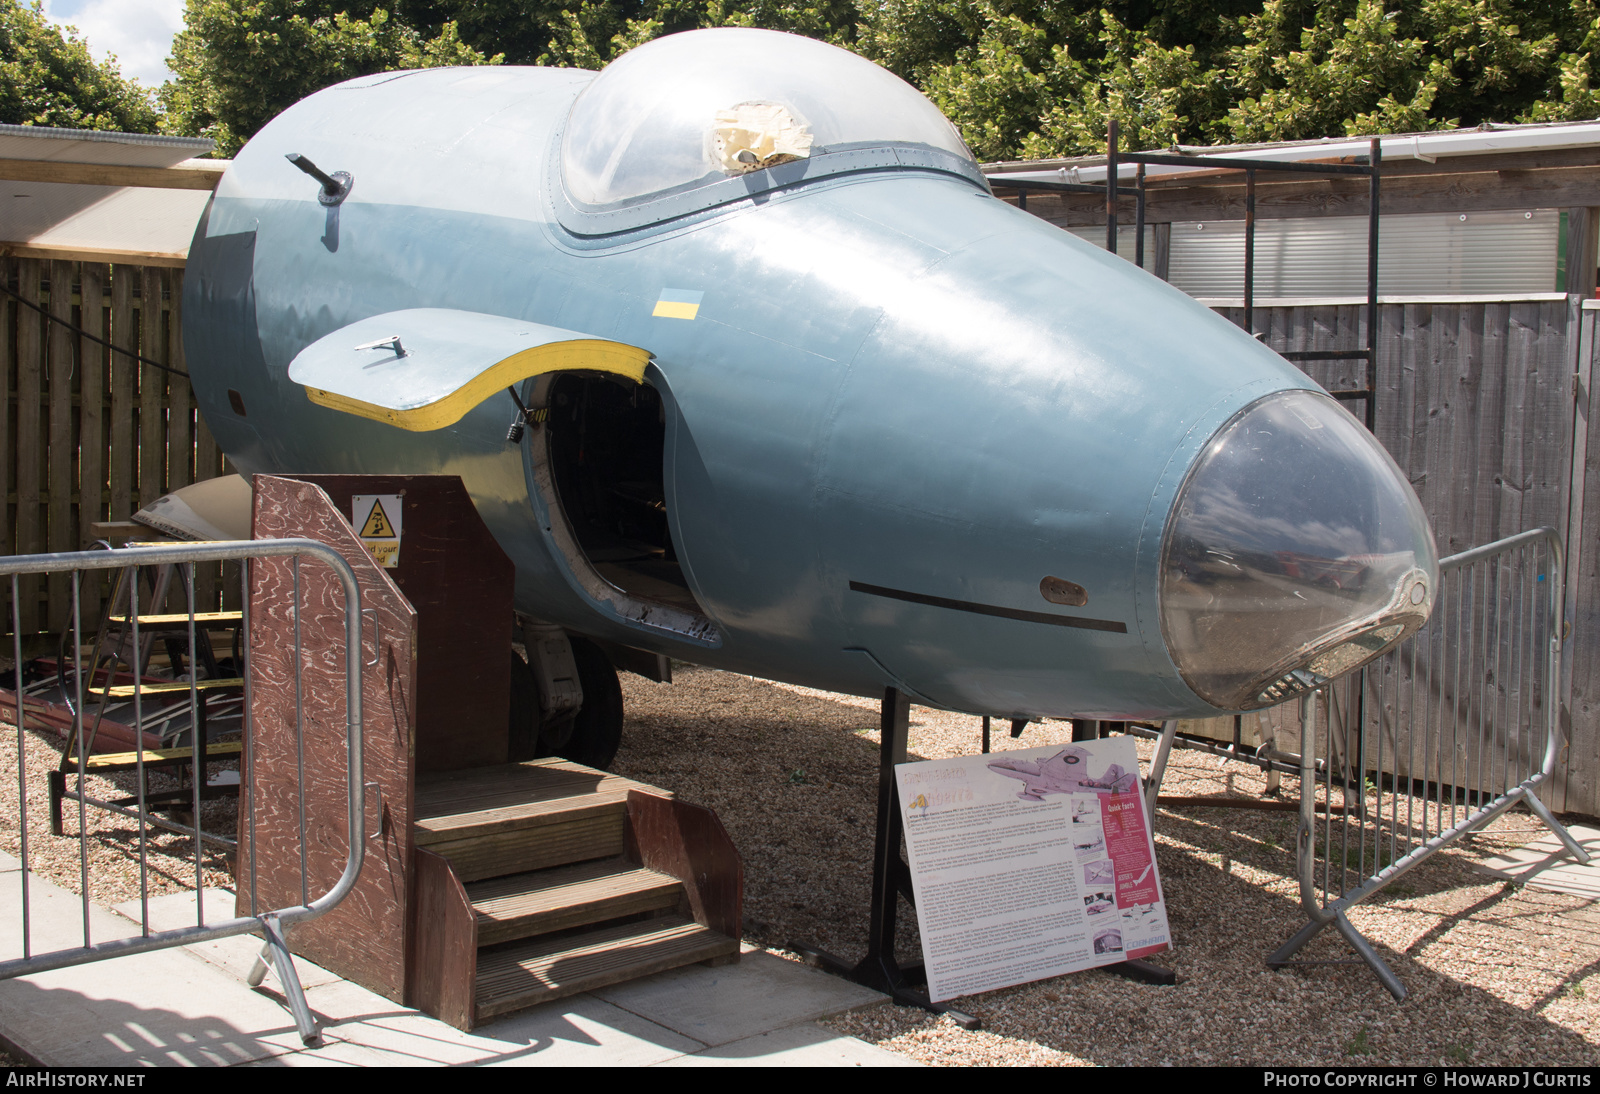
[557, 29, 980, 225]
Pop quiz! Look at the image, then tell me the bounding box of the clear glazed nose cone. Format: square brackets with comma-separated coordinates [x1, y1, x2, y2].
[1159, 391, 1438, 710]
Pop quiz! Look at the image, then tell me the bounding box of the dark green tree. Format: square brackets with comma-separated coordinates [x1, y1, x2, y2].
[162, 0, 862, 152]
[162, 1, 499, 155]
[861, 0, 1600, 160]
[157, 0, 1600, 162]
[398, 0, 858, 68]
[0, 0, 159, 131]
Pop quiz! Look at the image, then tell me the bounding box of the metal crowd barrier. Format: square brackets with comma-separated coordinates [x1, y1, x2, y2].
[1268, 527, 1591, 999]
[0, 540, 365, 1046]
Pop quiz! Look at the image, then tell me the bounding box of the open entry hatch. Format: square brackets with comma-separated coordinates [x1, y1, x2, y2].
[535, 373, 716, 642]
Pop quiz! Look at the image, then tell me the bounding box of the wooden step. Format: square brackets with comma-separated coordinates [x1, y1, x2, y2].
[87, 677, 243, 699]
[474, 915, 738, 1020]
[107, 611, 243, 627]
[414, 759, 672, 881]
[422, 800, 626, 882]
[468, 858, 684, 946]
[415, 759, 669, 833]
[73, 740, 242, 773]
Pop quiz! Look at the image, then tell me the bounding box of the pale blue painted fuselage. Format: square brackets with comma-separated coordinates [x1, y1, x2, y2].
[184, 62, 1340, 721]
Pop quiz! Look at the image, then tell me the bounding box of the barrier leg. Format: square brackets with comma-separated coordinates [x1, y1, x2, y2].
[257, 913, 322, 1047]
[1333, 912, 1406, 1002]
[1521, 791, 1593, 865]
[1266, 915, 1331, 968]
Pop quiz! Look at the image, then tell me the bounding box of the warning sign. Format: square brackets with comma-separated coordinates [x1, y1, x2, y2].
[352, 494, 402, 568]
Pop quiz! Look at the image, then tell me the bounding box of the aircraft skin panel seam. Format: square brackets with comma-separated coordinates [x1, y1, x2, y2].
[302, 341, 651, 432]
[848, 580, 1128, 633]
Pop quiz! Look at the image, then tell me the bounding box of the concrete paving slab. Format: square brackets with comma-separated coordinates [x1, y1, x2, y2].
[591, 947, 887, 1047]
[241, 1038, 434, 1067]
[476, 997, 709, 1067]
[661, 1022, 922, 1067]
[1473, 823, 1600, 897]
[0, 944, 315, 1066]
[0, 864, 313, 1066]
[0, 863, 140, 960]
[112, 889, 340, 989]
[0, 850, 904, 1067]
[305, 978, 703, 1067]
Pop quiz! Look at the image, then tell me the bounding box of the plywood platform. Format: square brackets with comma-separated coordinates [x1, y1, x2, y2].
[415, 758, 667, 836]
[408, 759, 741, 1030]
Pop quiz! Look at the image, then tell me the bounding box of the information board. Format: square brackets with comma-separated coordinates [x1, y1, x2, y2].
[896, 737, 1170, 1002]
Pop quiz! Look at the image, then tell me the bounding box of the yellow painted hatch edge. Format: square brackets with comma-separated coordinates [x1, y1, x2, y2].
[305, 340, 651, 432]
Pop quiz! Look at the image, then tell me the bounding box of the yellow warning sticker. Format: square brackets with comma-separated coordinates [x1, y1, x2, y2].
[352, 494, 403, 568]
[359, 498, 396, 539]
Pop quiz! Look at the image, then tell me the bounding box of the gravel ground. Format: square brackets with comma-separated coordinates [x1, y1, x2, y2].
[0, 662, 1595, 1067]
[612, 666, 1600, 1068]
[0, 714, 237, 908]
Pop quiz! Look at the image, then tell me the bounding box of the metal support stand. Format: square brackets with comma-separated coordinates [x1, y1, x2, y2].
[1105, 957, 1178, 985]
[1265, 691, 1409, 1000]
[788, 688, 981, 1029]
[1145, 719, 1177, 820]
[1266, 911, 1406, 1001]
[791, 699, 1184, 1016]
[247, 913, 323, 1046]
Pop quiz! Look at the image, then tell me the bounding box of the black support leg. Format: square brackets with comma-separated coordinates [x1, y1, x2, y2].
[788, 687, 981, 1029]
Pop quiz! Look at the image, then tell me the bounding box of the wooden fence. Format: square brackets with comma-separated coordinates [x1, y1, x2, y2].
[0, 256, 227, 640]
[1218, 296, 1594, 813]
[1214, 296, 1581, 555]
[1564, 302, 1600, 816]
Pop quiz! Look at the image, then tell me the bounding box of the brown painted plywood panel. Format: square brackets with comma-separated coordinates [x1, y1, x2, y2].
[407, 846, 475, 1029]
[289, 475, 513, 773]
[238, 474, 418, 1002]
[625, 790, 743, 939]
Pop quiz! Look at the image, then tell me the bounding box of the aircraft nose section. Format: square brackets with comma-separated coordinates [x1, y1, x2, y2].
[1159, 391, 1438, 711]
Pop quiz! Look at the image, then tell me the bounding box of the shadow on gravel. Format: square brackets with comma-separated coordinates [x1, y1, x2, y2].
[614, 666, 1600, 1067]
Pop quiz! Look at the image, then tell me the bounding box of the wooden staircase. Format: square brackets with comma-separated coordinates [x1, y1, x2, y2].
[407, 759, 743, 1030]
[237, 477, 744, 1032]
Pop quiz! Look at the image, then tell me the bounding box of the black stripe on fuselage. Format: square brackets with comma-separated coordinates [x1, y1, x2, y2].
[847, 581, 1128, 633]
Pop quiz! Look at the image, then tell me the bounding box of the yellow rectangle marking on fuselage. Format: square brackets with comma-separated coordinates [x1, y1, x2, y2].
[652, 300, 700, 320]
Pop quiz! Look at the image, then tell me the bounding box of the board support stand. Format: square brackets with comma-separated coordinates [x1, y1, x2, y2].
[790, 698, 1180, 1014]
[1105, 957, 1177, 985]
[788, 687, 981, 1030]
